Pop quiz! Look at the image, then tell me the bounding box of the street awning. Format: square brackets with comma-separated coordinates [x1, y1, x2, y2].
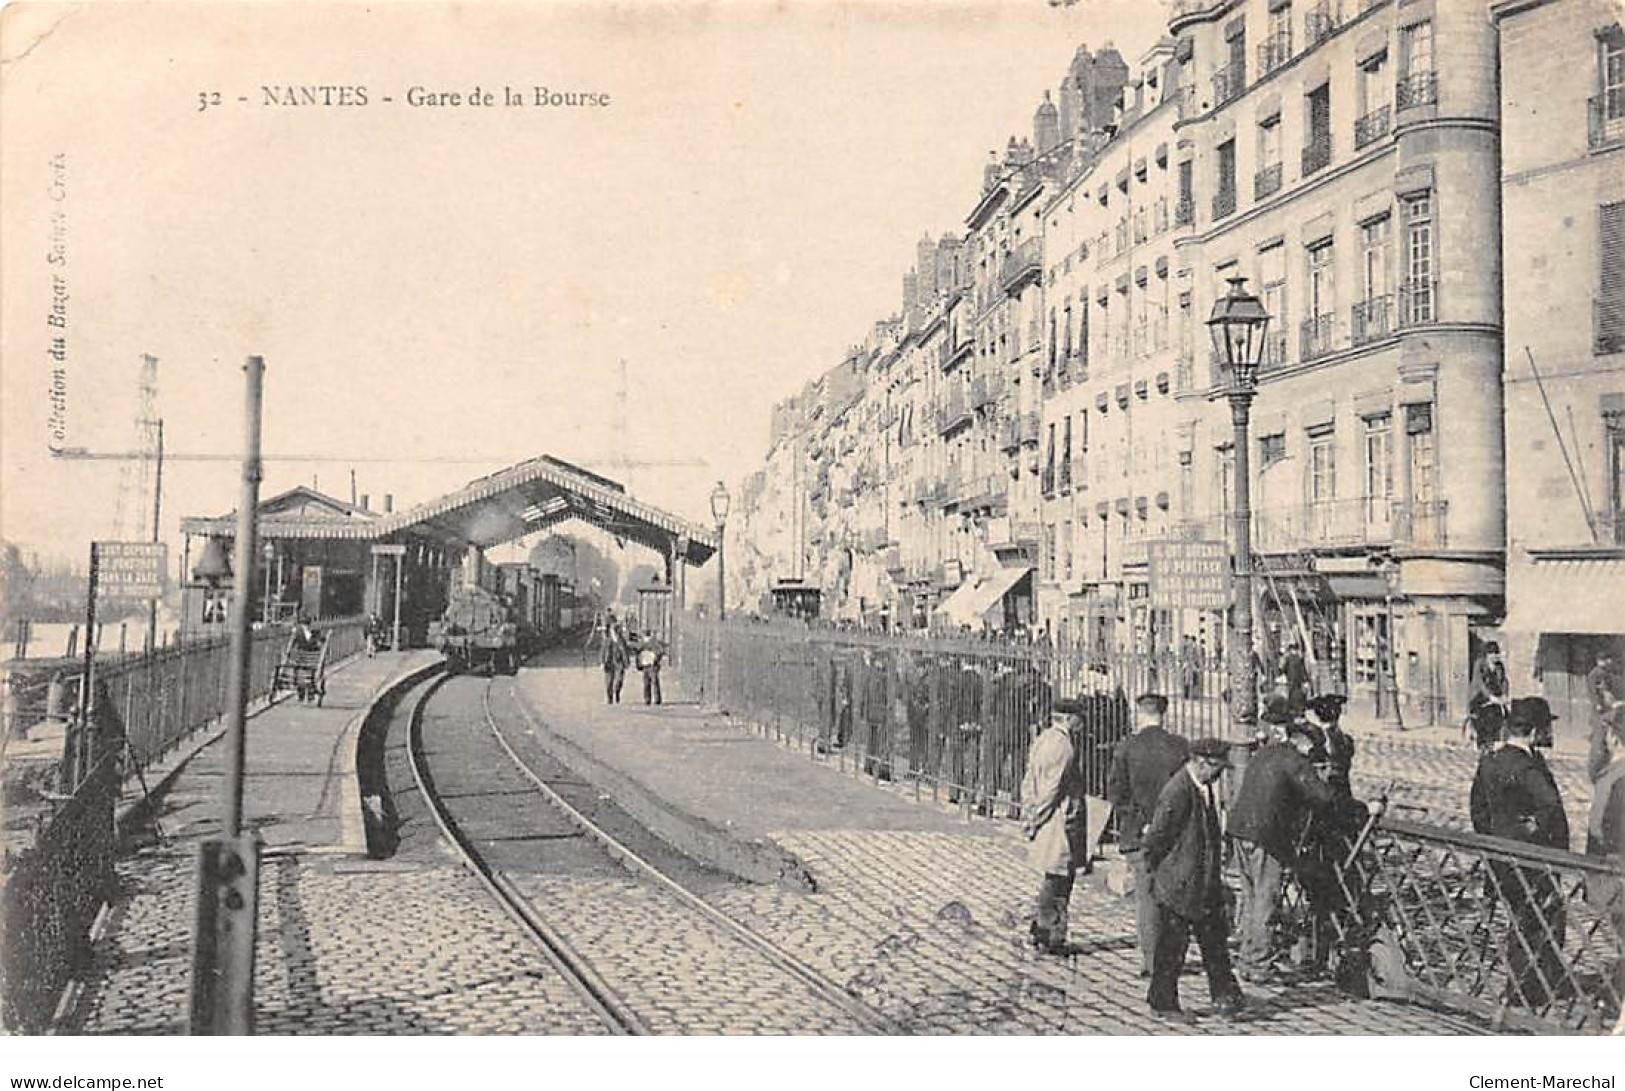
[1502, 556, 1625, 635]
[935, 566, 1032, 626]
[934, 578, 983, 627]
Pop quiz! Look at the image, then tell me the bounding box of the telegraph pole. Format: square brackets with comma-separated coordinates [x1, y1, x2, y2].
[188, 355, 265, 1035]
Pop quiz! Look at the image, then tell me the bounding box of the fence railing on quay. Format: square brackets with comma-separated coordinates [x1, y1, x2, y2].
[4, 616, 366, 789]
[1296, 814, 1623, 1035]
[674, 613, 1230, 817]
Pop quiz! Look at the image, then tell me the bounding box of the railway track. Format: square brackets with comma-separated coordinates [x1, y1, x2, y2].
[402, 669, 901, 1035]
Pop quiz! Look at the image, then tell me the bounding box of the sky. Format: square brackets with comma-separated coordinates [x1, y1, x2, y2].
[1, 0, 1163, 575]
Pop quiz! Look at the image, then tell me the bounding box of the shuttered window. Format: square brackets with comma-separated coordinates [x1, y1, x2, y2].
[1599, 200, 1625, 355]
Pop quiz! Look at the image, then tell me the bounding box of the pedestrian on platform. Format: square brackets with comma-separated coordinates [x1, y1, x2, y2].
[1141, 736, 1246, 1021]
[1107, 692, 1190, 978]
[1470, 696, 1572, 1009]
[1282, 640, 1310, 717]
[602, 621, 628, 704]
[1588, 648, 1625, 757]
[1227, 700, 1338, 983]
[636, 631, 665, 705]
[1020, 696, 1091, 956]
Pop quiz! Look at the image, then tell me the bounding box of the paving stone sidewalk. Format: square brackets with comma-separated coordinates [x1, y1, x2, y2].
[514, 656, 1486, 1034]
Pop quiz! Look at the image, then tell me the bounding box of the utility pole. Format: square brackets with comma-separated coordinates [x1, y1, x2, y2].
[149, 420, 163, 653]
[188, 355, 265, 1035]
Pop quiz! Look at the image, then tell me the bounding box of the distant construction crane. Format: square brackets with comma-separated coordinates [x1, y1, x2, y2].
[112, 353, 163, 543]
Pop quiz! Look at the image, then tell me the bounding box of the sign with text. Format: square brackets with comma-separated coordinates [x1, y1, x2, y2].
[95, 541, 167, 601]
[1147, 539, 1232, 611]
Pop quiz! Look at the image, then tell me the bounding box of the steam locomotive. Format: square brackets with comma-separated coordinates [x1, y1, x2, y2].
[429, 563, 572, 674]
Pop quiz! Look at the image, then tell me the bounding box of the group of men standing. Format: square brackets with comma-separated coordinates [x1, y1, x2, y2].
[1021, 687, 1370, 1021]
[595, 610, 666, 706]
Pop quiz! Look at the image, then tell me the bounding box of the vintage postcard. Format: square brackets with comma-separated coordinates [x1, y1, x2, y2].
[1, 0, 1620, 1082]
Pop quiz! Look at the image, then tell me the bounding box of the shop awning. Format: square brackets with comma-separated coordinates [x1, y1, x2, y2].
[1502, 556, 1625, 635]
[935, 566, 1032, 626]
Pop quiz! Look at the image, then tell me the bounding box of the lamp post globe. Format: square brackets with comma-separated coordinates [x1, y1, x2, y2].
[1206, 275, 1271, 737]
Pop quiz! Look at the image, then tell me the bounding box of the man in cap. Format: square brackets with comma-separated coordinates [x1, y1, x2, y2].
[1469, 641, 1510, 752]
[1107, 692, 1190, 977]
[1303, 693, 1355, 797]
[1141, 736, 1246, 1021]
[1020, 696, 1091, 955]
[1470, 696, 1572, 1008]
[1227, 697, 1339, 983]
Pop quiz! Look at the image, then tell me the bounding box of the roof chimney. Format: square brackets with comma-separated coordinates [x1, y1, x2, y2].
[384, 494, 394, 513]
[360, 494, 370, 512]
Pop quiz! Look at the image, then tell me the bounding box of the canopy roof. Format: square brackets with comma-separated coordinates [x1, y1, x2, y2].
[181, 455, 719, 566]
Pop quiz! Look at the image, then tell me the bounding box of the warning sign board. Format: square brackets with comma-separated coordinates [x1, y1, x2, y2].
[96, 541, 167, 601]
[1147, 539, 1231, 611]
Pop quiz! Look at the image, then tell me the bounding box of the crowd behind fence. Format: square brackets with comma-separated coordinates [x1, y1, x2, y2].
[675, 613, 1230, 815]
[675, 613, 1623, 1033]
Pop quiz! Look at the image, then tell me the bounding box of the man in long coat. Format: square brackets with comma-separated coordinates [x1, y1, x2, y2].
[1107, 692, 1190, 977]
[1470, 697, 1572, 1009]
[1141, 736, 1246, 1020]
[1021, 696, 1090, 955]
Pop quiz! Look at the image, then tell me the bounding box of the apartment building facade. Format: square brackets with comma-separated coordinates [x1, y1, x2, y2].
[1157, 0, 1504, 726]
[1493, 0, 1625, 743]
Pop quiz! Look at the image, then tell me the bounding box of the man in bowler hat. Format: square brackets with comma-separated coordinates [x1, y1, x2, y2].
[1470, 696, 1572, 1008]
[1107, 692, 1190, 977]
[1021, 696, 1091, 955]
[1141, 736, 1246, 1020]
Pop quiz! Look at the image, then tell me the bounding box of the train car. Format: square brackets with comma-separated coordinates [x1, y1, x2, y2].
[430, 584, 520, 674]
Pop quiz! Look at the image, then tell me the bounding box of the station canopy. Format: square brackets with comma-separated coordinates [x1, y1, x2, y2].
[181, 455, 719, 566]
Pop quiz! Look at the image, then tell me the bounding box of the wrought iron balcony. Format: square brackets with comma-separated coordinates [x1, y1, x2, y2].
[1396, 278, 1436, 327]
[1396, 70, 1437, 111]
[1302, 130, 1332, 177]
[1253, 499, 1394, 552]
[1304, 1, 1341, 49]
[937, 388, 971, 435]
[1212, 62, 1245, 108]
[1261, 329, 1289, 372]
[1212, 185, 1237, 221]
[1018, 411, 1041, 446]
[1596, 297, 1625, 355]
[1000, 238, 1042, 294]
[1254, 162, 1282, 201]
[997, 415, 1021, 452]
[1391, 499, 1449, 547]
[1352, 294, 1393, 345]
[1354, 104, 1392, 149]
[1300, 313, 1337, 361]
[1174, 196, 1195, 227]
[1589, 94, 1625, 150]
[1258, 31, 1293, 76]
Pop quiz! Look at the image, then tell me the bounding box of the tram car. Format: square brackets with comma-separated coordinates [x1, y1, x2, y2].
[430, 584, 521, 674]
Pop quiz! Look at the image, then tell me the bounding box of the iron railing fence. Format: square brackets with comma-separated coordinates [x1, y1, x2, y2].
[3, 617, 366, 787]
[1295, 815, 1623, 1035]
[675, 615, 1231, 816]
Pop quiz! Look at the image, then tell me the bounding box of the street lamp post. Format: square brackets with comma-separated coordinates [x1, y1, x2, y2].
[262, 540, 275, 625]
[1372, 554, 1405, 730]
[1207, 276, 1271, 739]
[710, 481, 731, 622]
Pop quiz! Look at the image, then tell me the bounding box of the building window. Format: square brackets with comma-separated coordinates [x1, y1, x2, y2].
[1260, 242, 1288, 368]
[1214, 139, 1237, 220]
[1078, 295, 1091, 371]
[1260, 432, 1288, 469]
[1061, 416, 1073, 490]
[1597, 200, 1625, 354]
[1176, 160, 1195, 226]
[1216, 446, 1235, 520]
[1303, 240, 1336, 360]
[1303, 83, 1332, 175]
[1607, 412, 1625, 544]
[1261, 3, 1293, 75]
[1405, 403, 1440, 544]
[1355, 216, 1392, 344]
[1592, 30, 1625, 148]
[1397, 21, 1436, 109]
[1401, 195, 1435, 326]
[1306, 0, 1340, 49]
[1308, 426, 1337, 546]
[1256, 116, 1283, 200]
[1356, 51, 1391, 148]
[1044, 423, 1056, 495]
[1363, 414, 1393, 530]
